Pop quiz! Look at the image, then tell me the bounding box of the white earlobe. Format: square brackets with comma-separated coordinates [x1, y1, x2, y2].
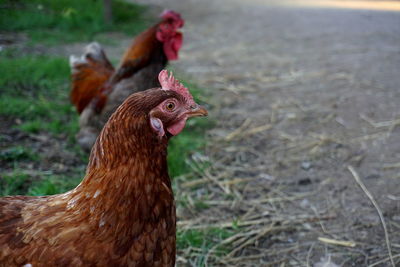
[150, 117, 165, 137]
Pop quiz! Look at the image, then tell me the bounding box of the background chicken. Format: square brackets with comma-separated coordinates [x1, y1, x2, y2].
[0, 70, 207, 266]
[70, 10, 184, 151]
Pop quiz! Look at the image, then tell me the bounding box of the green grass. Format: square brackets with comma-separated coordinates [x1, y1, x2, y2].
[0, 146, 38, 162]
[0, 0, 150, 45]
[0, 53, 79, 137]
[177, 228, 236, 265]
[27, 174, 83, 196]
[0, 169, 84, 197]
[0, 171, 31, 196]
[0, 51, 83, 197]
[168, 117, 211, 178]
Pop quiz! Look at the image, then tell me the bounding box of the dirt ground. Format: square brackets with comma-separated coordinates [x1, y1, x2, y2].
[132, 0, 400, 266]
[2, 0, 399, 266]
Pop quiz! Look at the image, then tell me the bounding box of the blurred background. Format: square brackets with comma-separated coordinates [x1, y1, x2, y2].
[1, 0, 399, 266]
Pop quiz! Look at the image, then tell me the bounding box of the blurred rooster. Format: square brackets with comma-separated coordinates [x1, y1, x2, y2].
[70, 10, 184, 151]
[0, 70, 207, 266]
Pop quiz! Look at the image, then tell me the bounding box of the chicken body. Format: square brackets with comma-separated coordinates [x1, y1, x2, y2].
[0, 72, 207, 266]
[0, 100, 175, 267]
[70, 10, 184, 151]
[0, 167, 175, 266]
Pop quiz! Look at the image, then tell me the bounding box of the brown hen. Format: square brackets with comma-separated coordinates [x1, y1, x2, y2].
[0, 70, 207, 266]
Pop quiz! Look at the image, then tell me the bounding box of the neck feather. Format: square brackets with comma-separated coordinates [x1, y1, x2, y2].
[65, 111, 172, 233]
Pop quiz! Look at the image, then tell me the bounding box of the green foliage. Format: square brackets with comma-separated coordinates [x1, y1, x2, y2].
[177, 228, 234, 251]
[0, 52, 81, 197]
[27, 174, 83, 196]
[0, 53, 67, 89]
[168, 119, 208, 178]
[177, 228, 235, 265]
[0, 146, 38, 162]
[0, 171, 31, 196]
[0, 53, 79, 136]
[0, 0, 150, 44]
[0, 169, 83, 197]
[193, 200, 210, 211]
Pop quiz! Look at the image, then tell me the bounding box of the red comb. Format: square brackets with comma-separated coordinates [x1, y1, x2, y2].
[158, 70, 194, 103]
[160, 10, 184, 27]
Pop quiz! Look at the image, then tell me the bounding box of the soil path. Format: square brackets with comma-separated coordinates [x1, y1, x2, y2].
[135, 0, 400, 266]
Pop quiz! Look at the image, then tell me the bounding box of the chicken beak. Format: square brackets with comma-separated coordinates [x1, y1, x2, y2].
[186, 104, 208, 118]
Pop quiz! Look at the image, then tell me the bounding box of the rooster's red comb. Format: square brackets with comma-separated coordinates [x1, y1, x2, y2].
[158, 70, 194, 103]
[160, 10, 184, 27]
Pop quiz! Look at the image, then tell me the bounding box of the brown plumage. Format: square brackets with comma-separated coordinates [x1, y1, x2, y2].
[70, 46, 115, 114]
[70, 10, 184, 151]
[0, 71, 207, 266]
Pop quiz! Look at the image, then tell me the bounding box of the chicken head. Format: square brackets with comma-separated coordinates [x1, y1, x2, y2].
[156, 10, 184, 60]
[149, 70, 207, 137]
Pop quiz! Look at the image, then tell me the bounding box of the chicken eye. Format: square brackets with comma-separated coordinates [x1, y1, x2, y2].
[165, 102, 175, 111]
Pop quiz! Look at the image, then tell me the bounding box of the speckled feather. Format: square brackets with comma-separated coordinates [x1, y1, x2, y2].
[0, 89, 186, 266]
